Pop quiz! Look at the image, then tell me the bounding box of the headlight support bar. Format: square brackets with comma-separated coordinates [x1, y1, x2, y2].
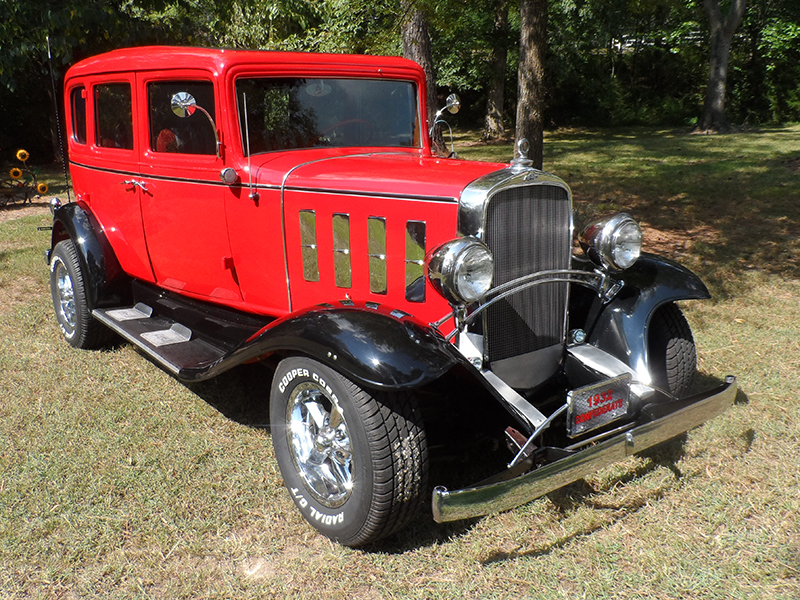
[430, 269, 623, 342]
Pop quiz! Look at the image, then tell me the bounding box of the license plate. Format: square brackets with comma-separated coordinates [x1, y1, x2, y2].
[567, 374, 631, 438]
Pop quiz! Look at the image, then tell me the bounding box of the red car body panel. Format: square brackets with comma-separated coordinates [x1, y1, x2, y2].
[63, 47, 503, 322]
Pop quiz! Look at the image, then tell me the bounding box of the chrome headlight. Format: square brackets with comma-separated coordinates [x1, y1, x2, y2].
[580, 213, 643, 272]
[427, 237, 494, 305]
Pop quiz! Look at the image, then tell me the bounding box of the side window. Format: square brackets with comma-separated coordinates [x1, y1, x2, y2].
[95, 83, 133, 150]
[147, 81, 216, 155]
[70, 87, 87, 145]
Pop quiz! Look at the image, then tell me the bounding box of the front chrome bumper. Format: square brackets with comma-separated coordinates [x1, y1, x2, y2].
[432, 376, 737, 523]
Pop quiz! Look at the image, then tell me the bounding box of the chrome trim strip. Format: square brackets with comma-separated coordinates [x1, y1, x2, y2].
[298, 210, 319, 282]
[70, 161, 251, 188]
[69, 158, 459, 202]
[368, 216, 387, 295]
[288, 186, 456, 204]
[332, 213, 352, 288]
[405, 220, 426, 302]
[431, 376, 737, 523]
[481, 370, 547, 430]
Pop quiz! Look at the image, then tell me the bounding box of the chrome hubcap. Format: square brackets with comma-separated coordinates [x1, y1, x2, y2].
[287, 382, 352, 508]
[54, 261, 76, 330]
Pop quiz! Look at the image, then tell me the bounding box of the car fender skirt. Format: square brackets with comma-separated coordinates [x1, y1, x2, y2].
[432, 376, 737, 523]
[190, 303, 463, 390]
[50, 202, 121, 309]
[588, 253, 709, 373]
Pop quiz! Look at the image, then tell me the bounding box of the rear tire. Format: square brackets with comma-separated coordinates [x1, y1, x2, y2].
[49, 239, 112, 349]
[648, 303, 697, 398]
[270, 357, 428, 547]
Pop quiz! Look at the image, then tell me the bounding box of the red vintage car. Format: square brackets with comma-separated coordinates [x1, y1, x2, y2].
[48, 46, 736, 547]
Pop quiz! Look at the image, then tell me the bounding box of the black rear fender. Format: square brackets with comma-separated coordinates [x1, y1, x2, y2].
[49, 202, 123, 309]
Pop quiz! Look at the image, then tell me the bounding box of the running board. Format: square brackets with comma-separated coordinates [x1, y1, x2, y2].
[93, 303, 229, 377]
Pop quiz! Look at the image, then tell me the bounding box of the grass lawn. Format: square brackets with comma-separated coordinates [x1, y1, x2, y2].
[1, 126, 799, 598]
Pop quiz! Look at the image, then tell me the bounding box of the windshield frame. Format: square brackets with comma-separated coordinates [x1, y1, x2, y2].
[234, 76, 423, 156]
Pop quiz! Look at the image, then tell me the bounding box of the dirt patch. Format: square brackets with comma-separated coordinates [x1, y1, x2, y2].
[0, 275, 42, 307]
[784, 156, 800, 173]
[0, 200, 49, 224]
[644, 223, 721, 259]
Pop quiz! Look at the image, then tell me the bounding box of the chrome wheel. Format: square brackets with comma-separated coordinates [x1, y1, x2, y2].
[49, 239, 113, 349]
[287, 381, 352, 508]
[271, 357, 428, 546]
[54, 259, 77, 332]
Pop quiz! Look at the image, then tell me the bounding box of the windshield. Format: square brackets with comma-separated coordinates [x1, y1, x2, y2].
[236, 78, 420, 154]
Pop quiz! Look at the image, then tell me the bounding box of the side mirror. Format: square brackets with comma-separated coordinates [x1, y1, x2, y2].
[171, 92, 198, 118]
[169, 92, 221, 158]
[443, 93, 461, 115]
[430, 93, 463, 158]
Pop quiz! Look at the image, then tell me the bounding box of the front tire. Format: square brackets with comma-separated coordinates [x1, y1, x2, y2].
[270, 357, 428, 547]
[49, 239, 111, 349]
[648, 303, 697, 398]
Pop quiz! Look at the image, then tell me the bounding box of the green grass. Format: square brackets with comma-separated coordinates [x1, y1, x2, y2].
[2, 126, 800, 598]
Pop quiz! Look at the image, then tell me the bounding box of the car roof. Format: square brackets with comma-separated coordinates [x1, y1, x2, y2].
[66, 46, 423, 79]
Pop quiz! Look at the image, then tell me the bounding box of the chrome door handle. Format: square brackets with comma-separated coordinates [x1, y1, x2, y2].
[121, 179, 148, 192]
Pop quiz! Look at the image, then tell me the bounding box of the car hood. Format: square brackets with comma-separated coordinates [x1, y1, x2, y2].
[251, 149, 507, 201]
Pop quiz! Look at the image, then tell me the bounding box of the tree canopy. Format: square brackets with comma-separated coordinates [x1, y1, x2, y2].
[2, 0, 799, 161]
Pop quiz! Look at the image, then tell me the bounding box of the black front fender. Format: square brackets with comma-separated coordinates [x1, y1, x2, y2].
[191, 302, 464, 390]
[587, 253, 710, 375]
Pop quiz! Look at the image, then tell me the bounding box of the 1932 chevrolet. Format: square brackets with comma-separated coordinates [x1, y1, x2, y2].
[48, 46, 736, 547]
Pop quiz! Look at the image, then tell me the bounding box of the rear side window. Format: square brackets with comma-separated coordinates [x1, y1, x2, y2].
[147, 81, 216, 155]
[70, 87, 87, 144]
[95, 83, 133, 150]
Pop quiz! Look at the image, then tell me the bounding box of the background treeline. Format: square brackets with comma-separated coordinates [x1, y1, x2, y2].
[2, 0, 799, 161]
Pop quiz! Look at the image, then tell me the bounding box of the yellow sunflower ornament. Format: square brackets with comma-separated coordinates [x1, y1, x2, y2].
[10, 167, 23, 180]
[16, 149, 29, 163]
[37, 182, 49, 194]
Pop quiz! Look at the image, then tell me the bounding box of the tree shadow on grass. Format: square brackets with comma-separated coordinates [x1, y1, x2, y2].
[465, 126, 800, 299]
[549, 127, 800, 299]
[369, 446, 687, 557]
[185, 362, 275, 428]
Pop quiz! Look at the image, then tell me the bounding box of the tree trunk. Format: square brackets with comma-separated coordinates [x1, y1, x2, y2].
[483, 0, 509, 140]
[699, 0, 747, 132]
[401, 6, 444, 153]
[515, 0, 547, 169]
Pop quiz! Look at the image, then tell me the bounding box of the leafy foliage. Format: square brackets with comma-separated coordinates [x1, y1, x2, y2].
[2, 0, 799, 161]
[0, 0, 228, 158]
[727, 0, 800, 124]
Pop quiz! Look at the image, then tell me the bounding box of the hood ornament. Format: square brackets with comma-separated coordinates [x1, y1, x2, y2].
[510, 138, 534, 173]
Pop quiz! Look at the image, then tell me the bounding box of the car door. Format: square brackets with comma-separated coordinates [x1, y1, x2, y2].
[136, 73, 242, 303]
[69, 75, 155, 283]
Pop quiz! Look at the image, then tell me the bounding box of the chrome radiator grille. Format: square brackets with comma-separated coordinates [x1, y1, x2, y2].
[484, 184, 572, 363]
